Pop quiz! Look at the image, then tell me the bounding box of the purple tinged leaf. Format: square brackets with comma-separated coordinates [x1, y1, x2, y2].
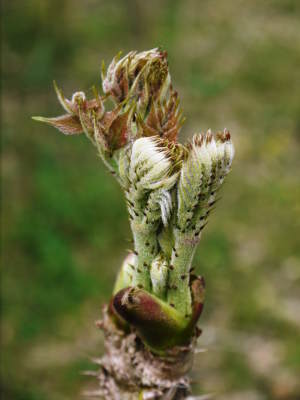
[32, 115, 83, 135]
[112, 287, 189, 350]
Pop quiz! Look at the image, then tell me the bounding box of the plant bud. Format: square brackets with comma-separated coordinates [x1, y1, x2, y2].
[102, 48, 171, 113]
[150, 255, 169, 298]
[34, 50, 235, 347]
[129, 137, 176, 191]
[177, 130, 234, 233]
[136, 90, 184, 142]
[112, 287, 188, 351]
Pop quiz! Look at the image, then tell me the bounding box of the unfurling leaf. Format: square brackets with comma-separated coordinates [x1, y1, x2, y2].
[32, 115, 83, 135]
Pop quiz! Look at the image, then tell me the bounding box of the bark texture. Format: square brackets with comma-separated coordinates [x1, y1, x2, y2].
[89, 306, 197, 400]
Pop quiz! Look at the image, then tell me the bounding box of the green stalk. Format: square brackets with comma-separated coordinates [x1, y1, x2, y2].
[167, 229, 197, 316]
[130, 220, 158, 290]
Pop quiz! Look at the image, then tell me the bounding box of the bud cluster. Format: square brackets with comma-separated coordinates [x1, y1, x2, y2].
[34, 48, 234, 351]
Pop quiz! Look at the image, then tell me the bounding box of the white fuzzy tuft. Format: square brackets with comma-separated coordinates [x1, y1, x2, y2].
[130, 137, 172, 190]
[158, 190, 173, 226]
[177, 131, 234, 231]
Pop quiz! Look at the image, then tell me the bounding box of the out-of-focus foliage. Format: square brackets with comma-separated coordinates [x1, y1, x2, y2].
[1, 1, 300, 399]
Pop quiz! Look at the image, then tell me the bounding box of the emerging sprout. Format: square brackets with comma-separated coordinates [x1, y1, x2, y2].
[33, 48, 234, 351]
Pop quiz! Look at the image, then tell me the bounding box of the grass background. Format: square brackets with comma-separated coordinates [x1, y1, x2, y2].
[2, 1, 300, 399]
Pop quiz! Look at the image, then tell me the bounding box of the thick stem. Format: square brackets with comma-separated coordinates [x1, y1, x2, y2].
[90, 306, 196, 400]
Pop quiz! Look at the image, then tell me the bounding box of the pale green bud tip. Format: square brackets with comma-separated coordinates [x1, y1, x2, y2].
[177, 129, 234, 232]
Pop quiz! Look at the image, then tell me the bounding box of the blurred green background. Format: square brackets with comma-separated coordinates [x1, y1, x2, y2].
[2, 1, 300, 399]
